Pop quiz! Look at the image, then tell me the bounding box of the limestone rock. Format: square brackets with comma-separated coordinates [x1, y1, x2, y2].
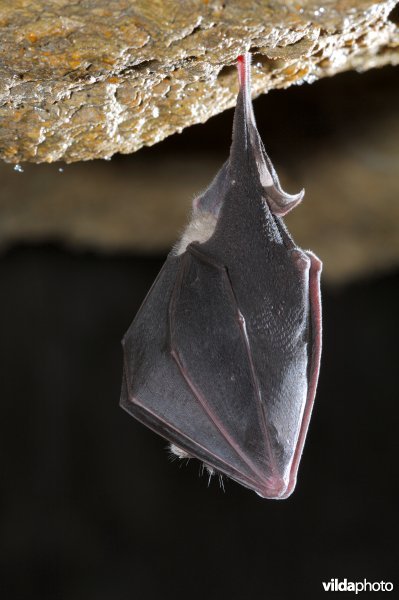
[1, 100, 398, 283]
[0, 0, 398, 163]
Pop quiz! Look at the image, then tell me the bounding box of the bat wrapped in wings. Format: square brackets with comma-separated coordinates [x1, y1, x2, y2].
[121, 53, 322, 499]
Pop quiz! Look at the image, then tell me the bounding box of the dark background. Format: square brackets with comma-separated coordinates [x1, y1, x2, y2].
[0, 66, 398, 599]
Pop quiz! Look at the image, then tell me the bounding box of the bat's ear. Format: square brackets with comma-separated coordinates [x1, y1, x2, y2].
[231, 53, 304, 217]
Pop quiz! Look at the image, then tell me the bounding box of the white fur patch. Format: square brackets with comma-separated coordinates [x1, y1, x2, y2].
[204, 464, 214, 477]
[173, 211, 218, 256]
[169, 445, 225, 490]
[169, 443, 191, 459]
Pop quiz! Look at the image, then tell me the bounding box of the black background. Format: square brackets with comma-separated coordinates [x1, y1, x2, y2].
[1, 65, 398, 599]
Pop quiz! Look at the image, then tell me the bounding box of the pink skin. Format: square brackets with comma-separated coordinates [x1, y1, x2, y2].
[278, 251, 323, 499]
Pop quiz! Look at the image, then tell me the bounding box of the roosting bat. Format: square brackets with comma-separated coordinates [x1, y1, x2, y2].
[120, 53, 322, 499]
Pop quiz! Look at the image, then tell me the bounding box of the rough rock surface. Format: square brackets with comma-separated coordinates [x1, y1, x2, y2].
[1, 107, 398, 283]
[0, 0, 398, 163]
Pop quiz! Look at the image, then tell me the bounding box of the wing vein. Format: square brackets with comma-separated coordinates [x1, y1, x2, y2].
[122, 365, 262, 491]
[222, 268, 280, 479]
[168, 251, 267, 485]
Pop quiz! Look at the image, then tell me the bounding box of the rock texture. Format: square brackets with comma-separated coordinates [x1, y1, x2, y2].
[0, 0, 398, 163]
[1, 106, 398, 283]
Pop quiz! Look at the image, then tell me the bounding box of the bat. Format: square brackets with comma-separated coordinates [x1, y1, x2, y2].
[120, 53, 322, 499]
